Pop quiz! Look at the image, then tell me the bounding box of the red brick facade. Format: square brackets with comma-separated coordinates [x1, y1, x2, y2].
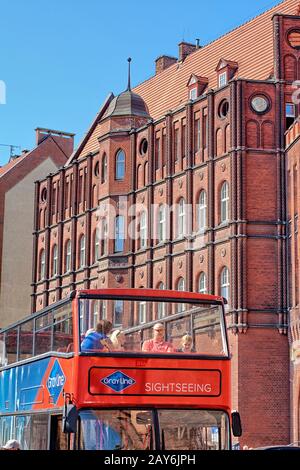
[32, 1, 300, 447]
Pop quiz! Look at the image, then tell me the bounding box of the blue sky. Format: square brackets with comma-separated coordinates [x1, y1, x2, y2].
[0, 0, 282, 164]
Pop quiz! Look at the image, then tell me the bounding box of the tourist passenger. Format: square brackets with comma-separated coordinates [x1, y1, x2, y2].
[110, 329, 126, 351]
[81, 320, 113, 352]
[176, 334, 195, 353]
[142, 323, 174, 353]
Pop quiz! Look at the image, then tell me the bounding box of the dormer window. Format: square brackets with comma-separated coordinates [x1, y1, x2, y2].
[187, 74, 208, 101]
[219, 72, 227, 88]
[216, 59, 238, 88]
[189, 87, 198, 101]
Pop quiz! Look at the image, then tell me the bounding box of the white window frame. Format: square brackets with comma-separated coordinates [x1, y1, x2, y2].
[221, 267, 230, 303]
[198, 272, 207, 294]
[94, 230, 100, 262]
[177, 277, 185, 313]
[158, 282, 166, 319]
[221, 182, 230, 224]
[178, 198, 186, 238]
[158, 205, 166, 243]
[52, 245, 58, 277]
[65, 240, 71, 273]
[198, 190, 207, 232]
[189, 87, 197, 100]
[140, 211, 147, 249]
[116, 150, 125, 180]
[115, 215, 125, 253]
[286, 103, 296, 118]
[40, 249, 46, 280]
[114, 300, 123, 327]
[101, 154, 108, 183]
[219, 71, 227, 88]
[79, 235, 86, 268]
[139, 301, 147, 324]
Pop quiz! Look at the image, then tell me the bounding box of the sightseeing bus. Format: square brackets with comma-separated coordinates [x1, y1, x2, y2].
[0, 289, 241, 450]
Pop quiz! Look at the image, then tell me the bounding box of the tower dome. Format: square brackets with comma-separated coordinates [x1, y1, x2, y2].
[102, 89, 150, 119]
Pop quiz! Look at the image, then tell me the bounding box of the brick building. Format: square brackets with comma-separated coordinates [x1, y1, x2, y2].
[0, 128, 74, 328]
[31, 0, 300, 447]
[286, 119, 300, 445]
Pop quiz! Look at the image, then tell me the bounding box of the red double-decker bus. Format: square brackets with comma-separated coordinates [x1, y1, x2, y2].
[0, 289, 241, 450]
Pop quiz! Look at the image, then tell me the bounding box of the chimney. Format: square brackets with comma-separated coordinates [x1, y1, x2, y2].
[155, 55, 177, 75]
[35, 128, 75, 157]
[178, 41, 198, 62]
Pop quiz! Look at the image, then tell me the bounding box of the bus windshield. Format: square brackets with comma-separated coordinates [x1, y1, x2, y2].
[79, 297, 228, 357]
[79, 409, 230, 450]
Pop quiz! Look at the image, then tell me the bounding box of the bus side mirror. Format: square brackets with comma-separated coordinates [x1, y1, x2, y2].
[231, 411, 242, 437]
[62, 404, 78, 434]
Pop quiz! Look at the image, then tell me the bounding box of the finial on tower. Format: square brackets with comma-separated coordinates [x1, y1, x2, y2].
[127, 57, 132, 91]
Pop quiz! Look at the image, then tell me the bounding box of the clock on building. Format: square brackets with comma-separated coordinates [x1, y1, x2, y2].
[251, 95, 270, 114]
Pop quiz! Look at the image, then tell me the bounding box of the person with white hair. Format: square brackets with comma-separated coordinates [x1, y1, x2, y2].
[110, 329, 126, 351]
[142, 323, 174, 353]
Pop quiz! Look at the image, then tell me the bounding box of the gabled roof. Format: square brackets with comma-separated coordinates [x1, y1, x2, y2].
[186, 74, 209, 87]
[215, 59, 239, 72]
[133, 0, 300, 120]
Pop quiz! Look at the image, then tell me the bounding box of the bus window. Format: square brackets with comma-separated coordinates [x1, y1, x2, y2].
[53, 304, 73, 353]
[78, 298, 228, 357]
[0, 416, 13, 447]
[35, 313, 52, 355]
[157, 410, 230, 450]
[0, 332, 7, 367]
[79, 410, 155, 450]
[5, 328, 17, 365]
[19, 319, 34, 361]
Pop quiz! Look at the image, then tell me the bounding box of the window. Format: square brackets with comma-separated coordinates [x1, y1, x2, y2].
[114, 300, 123, 326]
[79, 235, 86, 268]
[101, 154, 107, 183]
[174, 127, 180, 161]
[218, 100, 229, 119]
[162, 131, 167, 167]
[139, 301, 146, 324]
[220, 267, 230, 303]
[189, 87, 197, 100]
[65, 240, 71, 273]
[286, 103, 296, 129]
[52, 245, 58, 277]
[219, 72, 227, 88]
[158, 282, 166, 319]
[181, 123, 186, 159]
[40, 249, 45, 281]
[116, 150, 125, 180]
[177, 198, 186, 238]
[101, 218, 108, 256]
[158, 205, 166, 243]
[94, 229, 100, 262]
[140, 211, 147, 249]
[177, 277, 185, 313]
[155, 136, 160, 170]
[194, 118, 201, 153]
[198, 272, 207, 294]
[115, 215, 125, 252]
[198, 190, 207, 231]
[220, 182, 229, 224]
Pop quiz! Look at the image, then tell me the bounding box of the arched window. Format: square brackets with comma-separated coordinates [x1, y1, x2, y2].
[101, 154, 107, 183]
[140, 211, 147, 249]
[101, 218, 108, 256]
[115, 215, 125, 253]
[94, 229, 100, 262]
[198, 190, 207, 231]
[158, 282, 166, 319]
[65, 240, 71, 273]
[52, 245, 58, 277]
[158, 205, 166, 243]
[115, 150, 125, 180]
[220, 267, 230, 303]
[198, 272, 207, 294]
[39, 249, 45, 281]
[177, 198, 186, 238]
[177, 277, 185, 313]
[221, 182, 230, 223]
[79, 235, 85, 268]
[139, 299, 146, 324]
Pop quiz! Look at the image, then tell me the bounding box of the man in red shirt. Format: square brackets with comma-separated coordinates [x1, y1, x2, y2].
[142, 323, 174, 353]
